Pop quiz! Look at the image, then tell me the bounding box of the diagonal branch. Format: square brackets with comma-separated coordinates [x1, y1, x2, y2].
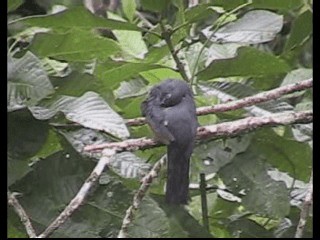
[85, 110, 312, 152]
[126, 78, 312, 126]
[117, 156, 166, 238]
[8, 191, 37, 238]
[37, 149, 116, 238]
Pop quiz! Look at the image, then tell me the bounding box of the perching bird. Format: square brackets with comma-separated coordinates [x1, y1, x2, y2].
[141, 79, 198, 204]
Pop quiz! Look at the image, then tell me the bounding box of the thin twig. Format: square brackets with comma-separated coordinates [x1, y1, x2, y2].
[160, 21, 190, 82]
[8, 191, 37, 238]
[200, 173, 209, 231]
[85, 110, 312, 152]
[294, 171, 313, 238]
[126, 78, 313, 126]
[37, 149, 116, 238]
[117, 156, 166, 238]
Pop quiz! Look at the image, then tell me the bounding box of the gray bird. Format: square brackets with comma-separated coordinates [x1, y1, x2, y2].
[141, 79, 198, 204]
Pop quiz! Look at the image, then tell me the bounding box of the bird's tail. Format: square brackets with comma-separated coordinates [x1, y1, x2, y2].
[165, 143, 191, 204]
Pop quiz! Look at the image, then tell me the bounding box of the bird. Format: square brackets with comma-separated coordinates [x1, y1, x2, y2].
[141, 79, 198, 204]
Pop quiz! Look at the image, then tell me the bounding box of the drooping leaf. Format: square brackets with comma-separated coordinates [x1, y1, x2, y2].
[29, 92, 130, 139]
[203, 10, 283, 44]
[7, 51, 54, 111]
[29, 29, 121, 62]
[13, 6, 140, 31]
[197, 47, 291, 79]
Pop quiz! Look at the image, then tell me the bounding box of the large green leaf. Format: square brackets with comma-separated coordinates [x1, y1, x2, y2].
[12, 6, 140, 31]
[7, 51, 54, 111]
[29, 92, 130, 139]
[29, 29, 121, 62]
[252, 129, 312, 181]
[284, 10, 312, 52]
[203, 10, 283, 44]
[95, 61, 167, 87]
[9, 149, 133, 238]
[197, 47, 290, 79]
[219, 151, 290, 218]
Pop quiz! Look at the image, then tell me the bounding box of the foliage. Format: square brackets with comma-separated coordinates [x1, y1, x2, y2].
[8, 0, 312, 238]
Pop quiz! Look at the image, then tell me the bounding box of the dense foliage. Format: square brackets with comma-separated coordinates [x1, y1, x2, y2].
[8, 0, 312, 238]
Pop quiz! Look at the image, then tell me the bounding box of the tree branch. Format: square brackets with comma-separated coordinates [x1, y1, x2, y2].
[37, 149, 116, 238]
[8, 191, 37, 238]
[85, 110, 312, 152]
[117, 156, 166, 238]
[126, 78, 313, 126]
[294, 171, 313, 238]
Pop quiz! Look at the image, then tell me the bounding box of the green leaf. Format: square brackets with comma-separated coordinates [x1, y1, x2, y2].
[50, 71, 103, 97]
[185, 4, 221, 23]
[41, 57, 70, 77]
[284, 10, 313, 52]
[9, 150, 133, 238]
[252, 129, 312, 181]
[204, 10, 283, 44]
[114, 79, 148, 99]
[107, 12, 148, 59]
[29, 92, 130, 139]
[140, 0, 171, 12]
[29, 29, 121, 62]
[228, 218, 273, 238]
[95, 61, 167, 87]
[205, 43, 241, 64]
[251, 0, 303, 10]
[13, 6, 140, 31]
[122, 0, 136, 22]
[8, 0, 23, 12]
[197, 47, 291, 79]
[8, 51, 54, 111]
[219, 151, 290, 218]
[140, 68, 182, 84]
